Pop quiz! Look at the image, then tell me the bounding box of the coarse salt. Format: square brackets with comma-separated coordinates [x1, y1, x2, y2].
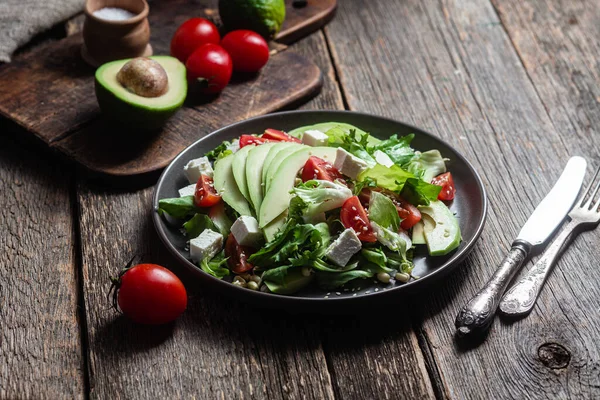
[93, 7, 137, 21]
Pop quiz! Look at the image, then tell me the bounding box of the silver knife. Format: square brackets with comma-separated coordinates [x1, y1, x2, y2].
[455, 156, 587, 337]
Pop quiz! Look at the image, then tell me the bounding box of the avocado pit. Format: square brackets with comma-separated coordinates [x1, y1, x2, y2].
[117, 57, 169, 98]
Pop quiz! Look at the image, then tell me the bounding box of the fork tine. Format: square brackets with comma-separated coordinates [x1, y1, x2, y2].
[582, 165, 600, 209]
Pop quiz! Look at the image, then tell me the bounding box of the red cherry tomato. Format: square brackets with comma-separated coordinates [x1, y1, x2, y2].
[225, 233, 254, 274]
[170, 18, 220, 63]
[301, 156, 345, 182]
[394, 198, 422, 230]
[194, 175, 221, 208]
[431, 172, 456, 201]
[112, 263, 187, 325]
[186, 44, 233, 94]
[220, 30, 270, 73]
[262, 129, 301, 143]
[239, 134, 268, 147]
[340, 196, 377, 242]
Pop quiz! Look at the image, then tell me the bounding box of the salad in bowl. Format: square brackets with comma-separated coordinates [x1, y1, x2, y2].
[157, 122, 460, 295]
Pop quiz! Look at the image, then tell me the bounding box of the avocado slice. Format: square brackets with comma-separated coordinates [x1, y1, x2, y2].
[418, 201, 461, 256]
[261, 142, 298, 187]
[259, 146, 337, 227]
[231, 144, 254, 204]
[213, 154, 253, 217]
[264, 143, 305, 191]
[246, 143, 277, 212]
[263, 212, 287, 242]
[264, 268, 313, 295]
[411, 220, 426, 245]
[288, 122, 381, 145]
[95, 56, 186, 130]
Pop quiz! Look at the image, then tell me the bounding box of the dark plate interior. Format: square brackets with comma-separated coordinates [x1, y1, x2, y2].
[153, 111, 487, 311]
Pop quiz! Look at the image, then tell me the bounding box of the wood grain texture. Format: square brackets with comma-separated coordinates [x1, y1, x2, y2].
[0, 123, 85, 399]
[75, 32, 340, 400]
[0, 0, 327, 178]
[326, 0, 600, 398]
[277, 0, 338, 44]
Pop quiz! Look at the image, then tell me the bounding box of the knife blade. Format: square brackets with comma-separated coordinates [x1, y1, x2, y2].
[454, 156, 587, 337]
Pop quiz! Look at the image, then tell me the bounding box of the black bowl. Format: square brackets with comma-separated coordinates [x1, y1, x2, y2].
[153, 111, 487, 311]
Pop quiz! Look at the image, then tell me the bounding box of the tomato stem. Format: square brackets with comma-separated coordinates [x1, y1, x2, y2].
[107, 255, 137, 314]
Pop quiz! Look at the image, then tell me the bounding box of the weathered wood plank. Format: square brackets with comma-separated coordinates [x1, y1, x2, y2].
[325, 0, 600, 398]
[0, 121, 85, 399]
[76, 32, 339, 399]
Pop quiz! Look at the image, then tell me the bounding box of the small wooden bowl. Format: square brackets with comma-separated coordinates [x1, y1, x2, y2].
[81, 0, 152, 67]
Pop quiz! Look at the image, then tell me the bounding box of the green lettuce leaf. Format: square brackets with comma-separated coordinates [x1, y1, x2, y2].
[292, 180, 353, 216]
[368, 191, 401, 231]
[183, 213, 216, 238]
[327, 128, 377, 166]
[158, 196, 197, 219]
[405, 150, 446, 182]
[200, 251, 229, 279]
[316, 269, 375, 289]
[205, 140, 233, 161]
[359, 164, 415, 191]
[371, 221, 412, 255]
[370, 134, 415, 166]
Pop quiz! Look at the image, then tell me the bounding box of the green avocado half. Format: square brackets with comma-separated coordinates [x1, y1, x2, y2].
[94, 56, 187, 130]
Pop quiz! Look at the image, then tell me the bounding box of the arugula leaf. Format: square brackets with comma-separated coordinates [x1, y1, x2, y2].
[200, 251, 229, 279]
[183, 213, 216, 238]
[158, 196, 197, 219]
[327, 128, 377, 166]
[316, 269, 375, 289]
[205, 140, 233, 161]
[405, 150, 446, 182]
[359, 164, 415, 191]
[370, 134, 415, 166]
[400, 178, 442, 206]
[368, 191, 401, 231]
[292, 180, 353, 216]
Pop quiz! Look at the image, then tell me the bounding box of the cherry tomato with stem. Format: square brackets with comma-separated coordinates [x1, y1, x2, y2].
[186, 44, 233, 94]
[340, 196, 377, 242]
[109, 259, 187, 325]
[195, 174, 221, 208]
[225, 233, 254, 274]
[170, 18, 220, 63]
[220, 30, 270, 73]
[301, 156, 345, 183]
[262, 129, 301, 143]
[431, 172, 456, 201]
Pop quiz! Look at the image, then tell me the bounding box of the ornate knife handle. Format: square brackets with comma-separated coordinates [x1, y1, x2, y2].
[455, 240, 531, 337]
[499, 220, 578, 317]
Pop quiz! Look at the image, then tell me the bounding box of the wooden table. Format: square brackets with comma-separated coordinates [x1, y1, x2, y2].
[2, 0, 600, 398]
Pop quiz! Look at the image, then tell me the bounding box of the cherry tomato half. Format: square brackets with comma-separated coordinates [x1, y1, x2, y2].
[113, 263, 187, 325]
[225, 233, 254, 274]
[262, 129, 301, 143]
[393, 197, 422, 230]
[239, 134, 268, 147]
[170, 18, 220, 63]
[186, 44, 233, 94]
[220, 30, 270, 73]
[301, 156, 345, 182]
[340, 196, 377, 242]
[195, 175, 221, 208]
[431, 172, 456, 201]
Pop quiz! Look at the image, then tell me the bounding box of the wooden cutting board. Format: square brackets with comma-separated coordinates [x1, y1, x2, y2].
[0, 0, 337, 178]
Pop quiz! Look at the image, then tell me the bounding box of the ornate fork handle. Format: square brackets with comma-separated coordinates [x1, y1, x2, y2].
[499, 220, 579, 317]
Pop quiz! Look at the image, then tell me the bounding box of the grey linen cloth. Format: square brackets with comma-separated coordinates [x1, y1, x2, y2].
[0, 0, 84, 62]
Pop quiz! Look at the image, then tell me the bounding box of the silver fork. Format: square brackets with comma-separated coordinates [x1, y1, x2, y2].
[499, 165, 600, 317]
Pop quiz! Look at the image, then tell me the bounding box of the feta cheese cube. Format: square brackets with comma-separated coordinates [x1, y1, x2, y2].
[373, 150, 394, 167]
[333, 148, 369, 180]
[178, 183, 196, 197]
[325, 228, 362, 267]
[302, 129, 329, 147]
[231, 216, 263, 247]
[190, 229, 223, 263]
[184, 156, 213, 184]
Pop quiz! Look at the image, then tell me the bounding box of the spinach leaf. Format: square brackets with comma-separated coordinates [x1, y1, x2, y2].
[400, 178, 442, 206]
[158, 196, 197, 219]
[183, 213, 216, 238]
[368, 191, 401, 231]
